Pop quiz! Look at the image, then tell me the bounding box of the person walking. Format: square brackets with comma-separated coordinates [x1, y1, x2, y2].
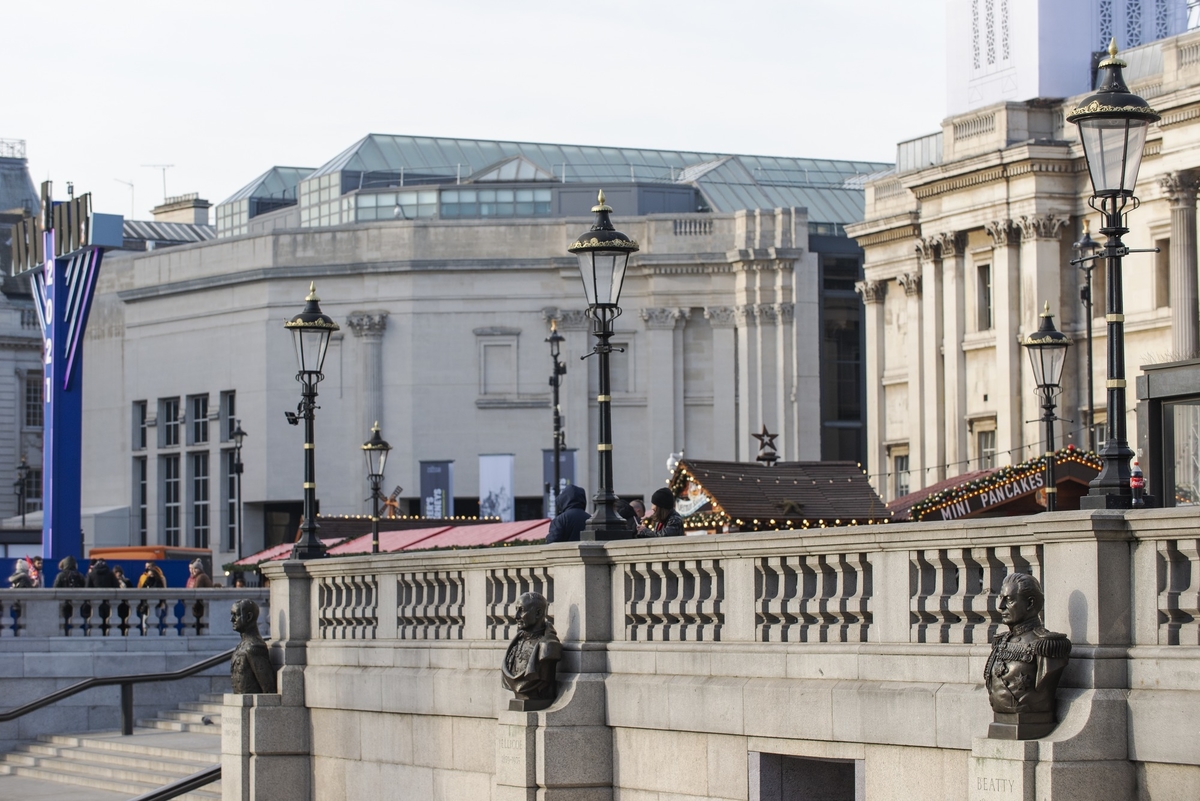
[186, 559, 213, 588]
[8, 559, 34, 588]
[28, 556, 43, 587]
[545, 485, 589, 544]
[85, 558, 121, 589]
[636, 488, 684, 538]
[52, 555, 86, 588]
[111, 565, 134, 588]
[138, 562, 167, 588]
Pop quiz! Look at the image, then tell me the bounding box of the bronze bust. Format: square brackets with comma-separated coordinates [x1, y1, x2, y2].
[500, 592, 561, 711]
[230, 600, 277, 694]
[985, 573, 1071, 739]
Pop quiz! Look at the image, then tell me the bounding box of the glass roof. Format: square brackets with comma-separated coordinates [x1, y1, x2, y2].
[220, 166, 314, 205]
[304, 134, 891, 223]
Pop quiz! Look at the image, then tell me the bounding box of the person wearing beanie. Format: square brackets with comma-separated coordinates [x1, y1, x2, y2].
[637, 488, 684, 538]
[186, 559, 213, 588]
[52, 555, 86, 588]
[8, 559, 33, 588]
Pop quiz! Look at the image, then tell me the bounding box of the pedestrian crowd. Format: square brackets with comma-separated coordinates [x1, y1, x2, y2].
[6, 557, 216, 590]
[545, 485, 684, 544]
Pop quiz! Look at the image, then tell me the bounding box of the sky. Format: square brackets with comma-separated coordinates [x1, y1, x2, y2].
[6, 1, 947, 219]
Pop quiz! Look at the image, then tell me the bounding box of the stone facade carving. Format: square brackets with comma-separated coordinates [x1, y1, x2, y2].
[703, 306, 736, 328]
[500, 591, 561, 711]
[897, 272, 922, 297]
[1017, 213, 1068, 242]
[345, 310, 388, 338]
[936, 231, 965, 258]
[640, 307, 689, 329]
[915, 237, 938, 261]
[855, 280, 888, 305]
[984, 219, 1018, 247]
[1159, 170, 1200, 207]
[230, 600, 277, 694]
[733, 304, 756, 327]
[776, 302, 795, 324]
[555, 309, 590, 331]
[756, 303, 779, 325]
[984, 573, 1071, 740]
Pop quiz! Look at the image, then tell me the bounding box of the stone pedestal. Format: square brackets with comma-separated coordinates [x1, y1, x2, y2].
[221, 693, 311, 801]
[969, 690, 1133, 801]
[494, 674, 612, 801]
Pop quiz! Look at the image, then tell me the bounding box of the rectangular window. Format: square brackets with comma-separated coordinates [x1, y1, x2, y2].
[133, 401, 148, 450]
[481, 341, 517, 395]
[161, 398, 181, 447]
[190, 395, 209, 445]
[226, 450, 238, 552]
[136, 457, 148, 545]
[977, 264, 993, 331]
[894, 454, 911, 498]
[24, 468, 42, 512]
[191, 453, 209, 549]
[977, 430, 997, 469]
[24, 371, 43, 429]
[163, 455, 181, 546]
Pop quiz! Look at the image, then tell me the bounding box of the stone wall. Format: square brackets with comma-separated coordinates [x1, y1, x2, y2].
[232, 510, 1200, 801]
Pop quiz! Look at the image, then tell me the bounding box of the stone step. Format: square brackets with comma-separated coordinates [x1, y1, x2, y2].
[44, 745, 215, 775]
[136, 718, 220, 733]
[0, 764, 220, 801]
[7, 750, 213, 784]
[179, 700, 226, 714]
[39, 731, 220, 762]
[153, 708, 223, 725]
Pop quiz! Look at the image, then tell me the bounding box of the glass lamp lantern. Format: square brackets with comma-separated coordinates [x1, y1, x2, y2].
[362, 422, 391, 481]
[285, 282, 340, 380]
[1023, 303, 1072, 393]
[568, 190, 639, 308]
[1067, 39, 1160, 198]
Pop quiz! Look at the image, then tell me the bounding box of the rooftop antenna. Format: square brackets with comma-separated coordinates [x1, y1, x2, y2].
[114, 179, 135, 219]
[141, 164, 174, 203]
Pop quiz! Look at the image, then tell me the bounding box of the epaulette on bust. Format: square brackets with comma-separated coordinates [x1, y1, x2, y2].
[1033, 630, 1072, 658]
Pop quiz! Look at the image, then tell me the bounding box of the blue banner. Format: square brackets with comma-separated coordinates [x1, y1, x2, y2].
[419, 461, 454, 518]
[542, 449, 576, 517]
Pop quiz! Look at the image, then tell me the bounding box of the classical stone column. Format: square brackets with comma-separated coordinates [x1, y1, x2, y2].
[855, 280, 887, 495]
[641, 307, 688, 484]
[1018, 213, 1068, 456]
[938, 231, 968, 476]
[986, 219, 1022, 465]
[734, 303, 759, 462]
[1160, 171, 1200, 359]
[898, 270, 924, 494]
[704, 306, 737, 460]
[775, 302, 796, 461]
[919, 236, 945, 485]
[346, 311, 388, 444]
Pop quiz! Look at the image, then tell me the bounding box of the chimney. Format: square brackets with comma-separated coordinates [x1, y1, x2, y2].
[151, 192, 211, 225]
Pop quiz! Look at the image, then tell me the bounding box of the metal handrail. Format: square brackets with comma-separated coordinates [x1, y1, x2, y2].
[0, 647, 234, 735]
[127, 764, 221, 801]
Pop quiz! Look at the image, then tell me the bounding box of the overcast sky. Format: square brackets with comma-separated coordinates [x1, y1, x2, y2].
[7, 1, 946, 218]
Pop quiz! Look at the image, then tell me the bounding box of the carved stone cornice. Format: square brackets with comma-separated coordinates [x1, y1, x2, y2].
[936, 231, 965, 258]
[640, 307, 689, 330]
[733, 304, 756, 327]
[1159, 171, 1200, 207]
[556, 310, 590, 331]
[756, 303, 779, 325]
[704, 306, 736, 329]
[345, 311, 388, 338]
[776, 303, 795, 324]
[915, 237, 938, 262]
[897, 272, 922, 297]
[984, 219, 1018, 247]
[1017, 213, 1068, 242]
[855, 280, 888, 305]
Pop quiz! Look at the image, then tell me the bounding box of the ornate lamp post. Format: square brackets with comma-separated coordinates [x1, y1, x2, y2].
[546, 319, 567, 512]
[284, 282, 340, 558]
[362, 422, 392, 554]
[1023, 304, 1072, 512]
[1072, 222, 1100, 452]
[14, 456, 30, 528]
[231, 421, 247, 561]
[568, 190, 639, 541]
[1067, 39, 1160, 509]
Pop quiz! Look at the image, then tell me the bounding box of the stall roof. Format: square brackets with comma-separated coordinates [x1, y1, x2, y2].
[408, 520, 549, 549]
[325, 526, 452, 555]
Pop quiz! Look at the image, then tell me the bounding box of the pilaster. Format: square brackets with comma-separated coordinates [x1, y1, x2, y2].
[345, 310, 388, 461]
[1160, 171, 1200, 359]
[704, 306, 737, 459]
[856, 280, 888, 494]
[939, 231, 969, 476]
[641, 307, 688, 484]
[919, 236, 946, 485]
[986, 219, 1023, 465]
[1018, 213, 1068, 455]
[898, 269, 924, 496]
[734, 303, 759, 462]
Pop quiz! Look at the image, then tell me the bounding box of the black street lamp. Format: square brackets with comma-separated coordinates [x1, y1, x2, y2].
[568, 190, 639, 541]
[14, 455, 30, 528]
[284, 282, 340, 559]
[1068, 38, 1160, 508]
[546, 319, 567, 512]
[362, 422, 392, 554]
[1023, 304, 1072, 512]
[231, 420, 247, 561]
[1072, 222, 1100, 452]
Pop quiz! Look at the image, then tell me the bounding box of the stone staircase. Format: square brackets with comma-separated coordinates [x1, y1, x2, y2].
[0, 694, 224, 800]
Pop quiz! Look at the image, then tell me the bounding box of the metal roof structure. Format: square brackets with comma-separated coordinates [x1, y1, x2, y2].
[303, 134, 890, 223]
[219, 166, 313, 205]
[122, 219, 215, 249]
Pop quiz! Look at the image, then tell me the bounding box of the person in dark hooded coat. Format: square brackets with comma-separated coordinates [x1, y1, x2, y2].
[85, 558, 121, 589]
[52, 555, 86, 588]
[546, 485, 590, 544]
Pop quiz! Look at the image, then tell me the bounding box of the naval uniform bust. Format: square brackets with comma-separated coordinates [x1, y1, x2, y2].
[230, 599, 277, 695]
[985, 572, 1071, 739]
[501, 592, 561, 711]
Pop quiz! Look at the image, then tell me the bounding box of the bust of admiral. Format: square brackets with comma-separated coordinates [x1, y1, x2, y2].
[985, 573, 1071, 739]
[501, 592, 561, 711]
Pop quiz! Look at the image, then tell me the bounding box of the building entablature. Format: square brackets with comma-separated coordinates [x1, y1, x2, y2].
[844, 212, 919, 247]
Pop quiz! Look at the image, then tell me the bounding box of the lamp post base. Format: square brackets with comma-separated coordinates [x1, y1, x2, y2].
[581, 491, 633, 542]
[1078, 492, 1133, 510]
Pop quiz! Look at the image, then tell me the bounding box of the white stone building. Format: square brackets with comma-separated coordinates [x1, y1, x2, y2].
[849, 8, 1200, 502]
[79, 136, 887, 566]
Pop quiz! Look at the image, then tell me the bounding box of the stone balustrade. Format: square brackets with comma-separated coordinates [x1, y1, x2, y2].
[231, 509, 1200, 801]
